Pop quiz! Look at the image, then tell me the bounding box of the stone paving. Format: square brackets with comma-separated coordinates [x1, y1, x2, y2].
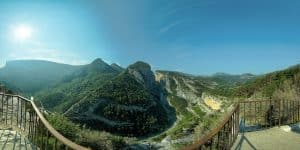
[0, 128, 34, 150]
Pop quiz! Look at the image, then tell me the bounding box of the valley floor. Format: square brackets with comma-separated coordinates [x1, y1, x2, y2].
[232, 123, 300, 150]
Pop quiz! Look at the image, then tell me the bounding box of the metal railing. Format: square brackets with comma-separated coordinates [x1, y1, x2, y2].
[0, 93, 89, 150]
[1, 91, 299, 150]
[240, 99, 300, 131]
[184, 99, 300, 150]
[184, 104, 240, 150]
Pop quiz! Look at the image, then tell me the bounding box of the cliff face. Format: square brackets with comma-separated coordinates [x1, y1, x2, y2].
[155, 71, 227, 114]
[127, 61, 157, 92]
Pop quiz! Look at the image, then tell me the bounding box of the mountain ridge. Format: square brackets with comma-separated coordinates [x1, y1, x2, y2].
[0, 58, 299, 148]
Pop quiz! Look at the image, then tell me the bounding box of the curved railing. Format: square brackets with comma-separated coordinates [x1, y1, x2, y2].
[183, 99, 300, 150]
[2, 92, 299, 150]
[184, 104, 240, 150]
[0, 93, 89, 150]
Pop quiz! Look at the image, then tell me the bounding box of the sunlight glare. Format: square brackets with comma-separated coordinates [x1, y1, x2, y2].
[13, 25, 33, 41]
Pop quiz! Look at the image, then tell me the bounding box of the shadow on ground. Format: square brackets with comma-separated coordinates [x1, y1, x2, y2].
[0, 128, 35, 150]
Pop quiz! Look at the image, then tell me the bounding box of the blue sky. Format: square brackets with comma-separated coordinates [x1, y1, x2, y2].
[0, 0, 299, 75]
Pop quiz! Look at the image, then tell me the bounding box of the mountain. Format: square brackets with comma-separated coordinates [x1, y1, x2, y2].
[235, 64, 300, 99]
[210, 72, 256, 85]
[110, 63, 124, 72]
[0, 83, 14, 94]
[156, 71, 257, 97]
[36, 58, 121, 112]
[0, 60, 81, 94]
[64, 61, 173, 136]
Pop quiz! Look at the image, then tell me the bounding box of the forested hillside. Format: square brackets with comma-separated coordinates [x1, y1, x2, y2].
[64, 61, 173, 136]
[235, 64, 300, 100]
[36, 58, 122, 112]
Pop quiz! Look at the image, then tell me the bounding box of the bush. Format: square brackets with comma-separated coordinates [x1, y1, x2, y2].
[47, 113, 80, 139]
[46, 113, 127, 150]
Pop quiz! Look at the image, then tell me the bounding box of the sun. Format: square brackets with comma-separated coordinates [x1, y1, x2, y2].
[13, 25, 33, 41]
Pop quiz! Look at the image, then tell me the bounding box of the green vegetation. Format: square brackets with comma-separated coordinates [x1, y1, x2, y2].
[96, 72, 153, 106]
[166, 94, 206, 140]
[67, 71, 170, 136]
[49, 61, 172, 137]
[168, 94, 188, 114]
[36, 73, 117, 112]
[235, 64, 300, 99]
[47, 113, 81, 139]
[191, 105, 206, 117]
[47, 113, 127, 150]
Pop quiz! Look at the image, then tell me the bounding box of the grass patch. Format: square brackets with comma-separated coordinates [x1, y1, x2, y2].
[191, 105, 206, 117]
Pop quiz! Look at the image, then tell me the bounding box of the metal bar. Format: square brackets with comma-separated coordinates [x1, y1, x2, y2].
[244, 102, 246, 126]
[1, 94, 3, 122]
[34, 112, 38, 145]
[288, 100, 290, 124]
[254, 101, 257, 125]
[5, 95, 8, 124]
[24, 100, 27, 131]
[17, 96, 20, 126]
[292, 101, 295, 123]
[269, 100, 271, 127]
[54, 138, 58, 150]
[279, 100, 281, 127]
[20, 98, 23, 130]
[216, 130, 220, 149]
[11, 95, 13, 125]
[298, 101, 300, 121]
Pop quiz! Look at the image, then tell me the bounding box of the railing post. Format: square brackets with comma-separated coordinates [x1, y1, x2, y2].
[254, 101, 257, 125]
[298, 101, 300, 122]
[1, 94, 3, 123]
[278, 100, 281, 127]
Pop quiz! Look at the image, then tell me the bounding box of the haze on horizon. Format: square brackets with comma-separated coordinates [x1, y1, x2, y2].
[0, 0, 299, 75]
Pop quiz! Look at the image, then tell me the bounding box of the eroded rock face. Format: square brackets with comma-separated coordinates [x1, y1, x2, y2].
[127, 61, 157, 91]
[155, 71, 227, 114]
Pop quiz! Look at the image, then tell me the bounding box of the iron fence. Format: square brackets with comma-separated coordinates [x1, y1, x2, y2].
[0, 93, 89, 150]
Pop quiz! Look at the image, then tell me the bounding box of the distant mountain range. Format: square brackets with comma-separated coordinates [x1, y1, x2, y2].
[0, 60, 81, 94]
[0, 58, 299, 142]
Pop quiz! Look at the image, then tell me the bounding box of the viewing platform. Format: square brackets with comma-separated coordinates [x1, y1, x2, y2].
[185, 100, 300, 150]
[232, 123, 300, 150]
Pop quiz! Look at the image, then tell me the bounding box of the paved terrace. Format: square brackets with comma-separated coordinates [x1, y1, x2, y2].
[232, 123, 300, 150]
[0, 128, 35, 150]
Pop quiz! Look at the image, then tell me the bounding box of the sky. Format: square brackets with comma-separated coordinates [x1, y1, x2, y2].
[0, 0, 299, 75]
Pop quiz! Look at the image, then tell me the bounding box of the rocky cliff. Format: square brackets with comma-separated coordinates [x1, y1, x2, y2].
[64, 61, 174, 136]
